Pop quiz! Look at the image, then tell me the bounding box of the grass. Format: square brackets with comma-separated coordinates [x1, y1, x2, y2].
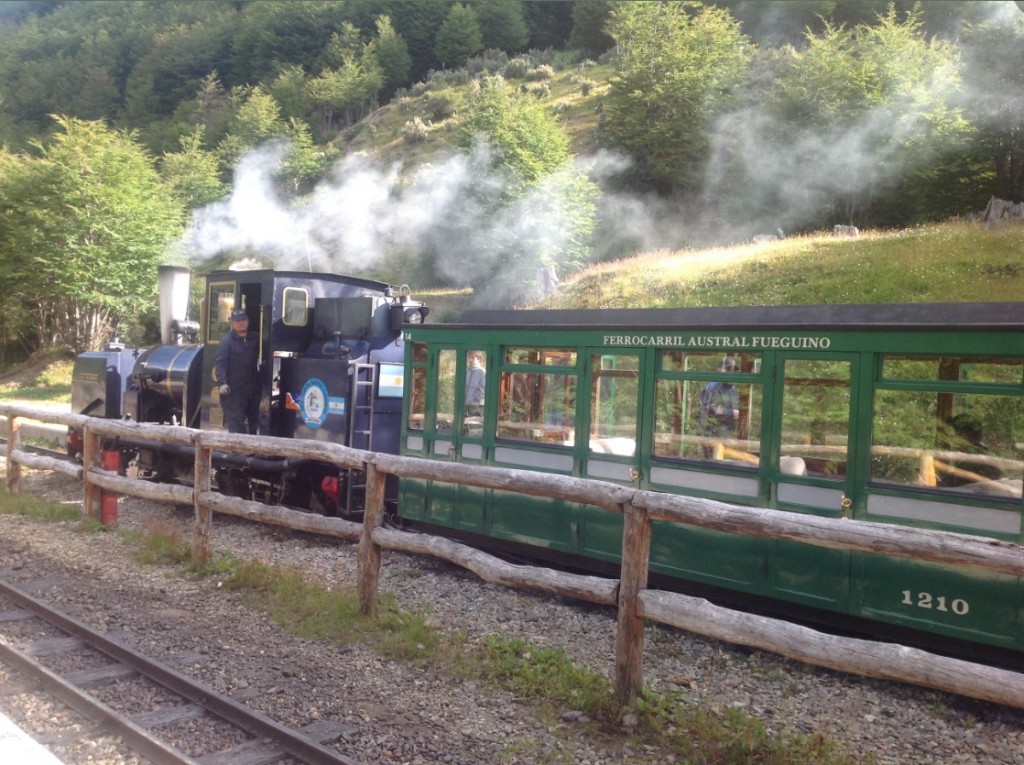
[110, 518, 861, 764]
[0, 357, 74, 406]
[547, 221, 1024, 310]
[0, 484, 81, 522]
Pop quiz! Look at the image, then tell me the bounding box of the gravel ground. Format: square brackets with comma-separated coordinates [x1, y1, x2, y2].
[2, 465, 1024, 764]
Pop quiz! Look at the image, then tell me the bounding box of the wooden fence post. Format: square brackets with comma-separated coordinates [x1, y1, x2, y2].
[193, 443, 213, 566]
[615, 499, 651, 705]
[357, 462, 386, 617]
[82, 426, 101, 521]
[6, 415, 21, 495]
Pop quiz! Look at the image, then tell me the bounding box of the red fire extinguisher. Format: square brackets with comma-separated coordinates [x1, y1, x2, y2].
[100, 449, 119, 526]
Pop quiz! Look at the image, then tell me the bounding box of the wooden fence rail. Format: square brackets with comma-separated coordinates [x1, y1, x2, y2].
[4, 403, 1024, 709]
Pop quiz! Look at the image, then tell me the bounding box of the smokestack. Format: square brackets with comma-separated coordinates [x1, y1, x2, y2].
[158, 265, 192, 345]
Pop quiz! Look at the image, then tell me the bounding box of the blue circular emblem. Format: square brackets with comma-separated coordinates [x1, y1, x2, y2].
[300, 378, 330, 428]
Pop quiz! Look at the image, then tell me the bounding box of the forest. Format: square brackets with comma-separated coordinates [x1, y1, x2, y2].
[0, 0, 1022, 364]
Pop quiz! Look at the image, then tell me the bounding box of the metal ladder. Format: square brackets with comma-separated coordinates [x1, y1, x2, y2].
[346, 363, 376, 511]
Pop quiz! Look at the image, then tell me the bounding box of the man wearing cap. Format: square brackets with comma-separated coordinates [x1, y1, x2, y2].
[215, 309, 260, 434]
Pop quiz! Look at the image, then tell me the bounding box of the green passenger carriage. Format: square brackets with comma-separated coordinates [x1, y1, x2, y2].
[398, 303, 1024, 655]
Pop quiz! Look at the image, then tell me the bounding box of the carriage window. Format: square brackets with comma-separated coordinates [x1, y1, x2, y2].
[779, 359, 850, 478]
[871, 390, 1024, 499]
[589, 355, 638, 456]
[282, 288, 309, 326]
[408, 367, 426, 432]
[654, 352, 762, 465]
[882, 356, 1023, 384]
[505, 348, 577, 367]
[435, 349, 457, 432]
[464, 349, 487, 436]
[654, 378, 763, 464]
[407, 343, 429, 432]
[498, 371, 576, 444]
[207, 281, 236, 342]
[662, 351, 759, 374]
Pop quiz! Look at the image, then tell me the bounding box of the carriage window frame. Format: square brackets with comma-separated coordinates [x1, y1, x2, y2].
[405, 342, 429, 435]
[282, 287, 309, 327]
[653, 351, 763, 467]
[495, 347, 580, 448]
[875, 355, 1024, 396]
[870, 354, 1024, 503]
[206, 281, 236, 343]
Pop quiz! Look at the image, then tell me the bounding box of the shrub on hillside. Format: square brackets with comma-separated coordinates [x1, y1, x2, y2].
[503, 57, 531, 79]
[425, 90, 460, 121]
[527, 64, 555, 82]
[403, 117, 429, 143]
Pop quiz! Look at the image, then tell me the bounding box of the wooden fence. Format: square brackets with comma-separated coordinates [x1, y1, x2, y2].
[4, 402, 1024, 709]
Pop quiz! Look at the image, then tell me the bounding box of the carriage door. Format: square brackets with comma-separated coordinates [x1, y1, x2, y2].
[582, 350, 647, 486]
[768, 353, 864, 609]
[419, 346, 492, 531]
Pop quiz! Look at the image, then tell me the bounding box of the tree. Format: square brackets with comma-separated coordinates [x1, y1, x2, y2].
[306, 54, 383, 136]
[451, 76, 597, 305]
[957, 14, 1024, 203]
[459, 76, 570, 189]
[0, 116, 184, 354]
[604, 1, 750, 193]
[475, 0, 529, 54]
[216, 87, 288, 171]
[729, 6, 971, 227]
[568, 0, 615, 57]
[434, 3, 484, 68]
[383, 0, 451, 81]
[123, 8, 236, 126]
[365, 15, 412, 99]
[229, 0, 353, 85]
[523, 1, 575, 50]
[159, 126, 227, 209]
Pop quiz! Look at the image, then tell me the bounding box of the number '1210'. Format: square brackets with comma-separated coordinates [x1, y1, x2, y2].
[901, 590, 969, 615]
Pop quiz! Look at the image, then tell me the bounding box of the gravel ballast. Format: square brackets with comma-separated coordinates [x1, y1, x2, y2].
[1, 466, 1024, 764]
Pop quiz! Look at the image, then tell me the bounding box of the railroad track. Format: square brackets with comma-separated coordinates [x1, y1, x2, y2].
[0, 577, 362, 765]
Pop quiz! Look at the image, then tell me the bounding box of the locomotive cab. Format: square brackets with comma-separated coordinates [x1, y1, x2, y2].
[68, 265, 427, 517]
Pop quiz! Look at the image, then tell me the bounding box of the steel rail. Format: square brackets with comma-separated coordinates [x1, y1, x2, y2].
[0, 633, 203, 765]
[0, 578, 362, 765]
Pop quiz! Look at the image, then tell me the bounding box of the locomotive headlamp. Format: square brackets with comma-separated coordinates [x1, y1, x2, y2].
[404, 306, 430, 324]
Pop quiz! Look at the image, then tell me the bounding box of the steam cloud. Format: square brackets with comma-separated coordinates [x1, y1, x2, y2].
[179, 3, 1024, 303]
[181, 142, 691, 306]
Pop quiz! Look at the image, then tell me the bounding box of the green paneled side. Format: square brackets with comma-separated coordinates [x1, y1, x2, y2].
[771, 541, 849, 609]
[579, 505, 624, 563]
[650, 521, 766, 590]
[399, 477, 428, 521]
[454, 483, 487, 532]
[425, 478, 459, 526]
[850, 553, 1022, 648]
[487, 489, 579, 551]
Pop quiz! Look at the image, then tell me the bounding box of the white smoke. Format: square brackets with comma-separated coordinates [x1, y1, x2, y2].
[179, 3, 1024, 294]
[181, 141, 610, 306]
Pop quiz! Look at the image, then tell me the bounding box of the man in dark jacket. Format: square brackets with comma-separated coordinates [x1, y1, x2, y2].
[698, 357, 739, 458]
[215, 309, 260, 434]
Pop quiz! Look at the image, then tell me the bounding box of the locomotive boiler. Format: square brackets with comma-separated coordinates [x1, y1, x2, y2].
[70, 265, 428, 516]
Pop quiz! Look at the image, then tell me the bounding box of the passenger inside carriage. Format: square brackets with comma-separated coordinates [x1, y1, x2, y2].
[697, 357, 740, 458]
[653, 351, 761, 466]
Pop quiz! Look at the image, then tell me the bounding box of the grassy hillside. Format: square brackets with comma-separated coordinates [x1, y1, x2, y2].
[333, 55, 1022, 316]
[537, 220, 1024, 311]
[342, 58, 615, 164]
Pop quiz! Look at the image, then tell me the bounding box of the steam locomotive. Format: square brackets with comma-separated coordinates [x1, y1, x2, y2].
[68, 265, 428, 515]
[68, 265, 1024, 660]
